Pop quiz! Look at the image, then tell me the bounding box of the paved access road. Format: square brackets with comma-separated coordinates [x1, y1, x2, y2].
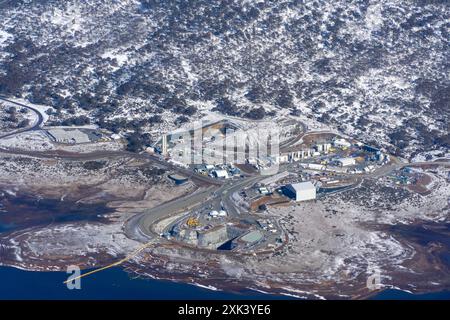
[127, 173, 266, 240]
[0, 96, 44, 139]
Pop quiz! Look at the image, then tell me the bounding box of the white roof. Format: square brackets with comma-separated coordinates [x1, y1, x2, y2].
[336, 157, 355, 162]
[289, 181, 315, 192]
[213, 169, 228, 177]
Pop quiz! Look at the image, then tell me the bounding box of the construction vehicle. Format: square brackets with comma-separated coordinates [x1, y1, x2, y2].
[186, 217, 200, 228]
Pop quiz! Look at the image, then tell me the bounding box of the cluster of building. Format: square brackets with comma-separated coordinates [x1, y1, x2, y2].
[274, 138, 349, 164]
[169, 216, 272, 251]
[388, 167, 421, 185]
[274, 137, 391, 177]
[208, 210, 228, 218]
[193, 163, 241, 179]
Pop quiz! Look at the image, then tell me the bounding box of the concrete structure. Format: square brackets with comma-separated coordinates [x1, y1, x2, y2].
[240, 230, 264, 244]
[197, 225, 229, 249]
[168, 174, 189, 185]
[274, 150, 313, 163]
[286, 181, 317, 202]
[162, 135, 168, 156]
[288, 149, 313, 161]
[47, 128, 92, 144]
[315, 143, 332, 153]
[335, 157, 356, 167]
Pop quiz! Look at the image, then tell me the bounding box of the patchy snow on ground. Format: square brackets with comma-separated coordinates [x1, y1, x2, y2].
[6, 97, 53, 125]
[101, 49, 129, 69]
[411, 150, 450, 163]
[0, 30, 13, 47]
[0, 130, 55, 151]
[0, 128, 123, 153]
[1, 221, 141, 271]
[59, 141, 123, 153]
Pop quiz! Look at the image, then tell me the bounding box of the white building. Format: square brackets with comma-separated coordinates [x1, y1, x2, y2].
[289, 149, 313, 161]
[209, 210, 227, 218]
[333, 138, 351, 148]
[111, 134, 122, 140]
[307, 163, 326, 171]
[145, 146, 155, 154]
[212, 169, 229, 179]
[218, 210, 227, 217]
[209, 210, 219, 217]
[315, 143, 332, 153]
[258, 187, 270, 195]
[335, 157, 356, 167]
[286, 181, 317, 202]
[272, 154, 289, 164]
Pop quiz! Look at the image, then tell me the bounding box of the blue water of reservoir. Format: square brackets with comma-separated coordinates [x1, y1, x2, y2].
[0, 266, 291, 300]
[0, 266, 448, 300]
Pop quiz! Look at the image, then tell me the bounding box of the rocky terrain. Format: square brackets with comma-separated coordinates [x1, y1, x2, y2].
[0, 0, 448, 159]
[0, 0, 449, 300]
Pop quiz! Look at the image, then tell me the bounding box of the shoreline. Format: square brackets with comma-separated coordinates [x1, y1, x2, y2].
[0, 264, 448, 300]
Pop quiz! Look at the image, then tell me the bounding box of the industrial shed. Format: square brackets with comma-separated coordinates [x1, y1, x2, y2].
[285, 181, 317, 202]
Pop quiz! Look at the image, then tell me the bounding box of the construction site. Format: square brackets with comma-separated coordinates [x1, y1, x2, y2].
[163, 209, 284, 253]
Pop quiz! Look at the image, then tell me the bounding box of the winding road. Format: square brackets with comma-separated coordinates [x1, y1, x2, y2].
[0, 96, 45, 139]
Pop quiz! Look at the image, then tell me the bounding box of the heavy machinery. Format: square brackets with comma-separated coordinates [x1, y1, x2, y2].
[186, 217, 200, 228]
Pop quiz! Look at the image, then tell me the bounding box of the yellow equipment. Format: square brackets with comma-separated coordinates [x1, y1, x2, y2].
[186, 217, 200, 228]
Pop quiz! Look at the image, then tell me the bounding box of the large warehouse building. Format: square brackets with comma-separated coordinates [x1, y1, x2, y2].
[335, 157, 356, 167]
[286, 181, 317, 202]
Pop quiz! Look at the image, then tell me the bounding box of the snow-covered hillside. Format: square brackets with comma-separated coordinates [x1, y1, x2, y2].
[0, 0, 448, 158]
